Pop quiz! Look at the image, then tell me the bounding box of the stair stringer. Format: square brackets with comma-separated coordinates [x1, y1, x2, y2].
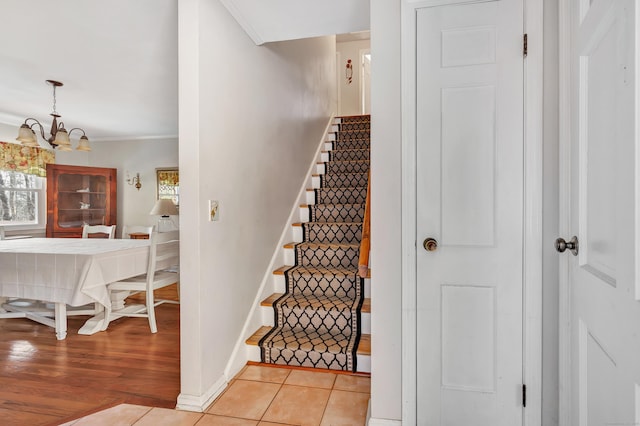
[224, 115, 336, 380]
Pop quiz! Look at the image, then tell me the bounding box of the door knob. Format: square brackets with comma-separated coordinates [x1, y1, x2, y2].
[423, 238, 438, 252]
[555, 236, 579, 256]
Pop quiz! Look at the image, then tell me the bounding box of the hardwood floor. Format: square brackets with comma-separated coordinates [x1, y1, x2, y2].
[0, 286, 180, 426]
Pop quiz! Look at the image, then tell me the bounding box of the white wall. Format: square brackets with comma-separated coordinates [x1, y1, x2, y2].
[178, 0, 336, 409]
[370, 0, 560, 423]
[336, 40, 371, 116]
[89, 138, 179, 236]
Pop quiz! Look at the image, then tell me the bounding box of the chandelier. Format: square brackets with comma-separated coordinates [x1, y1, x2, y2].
[16, 80, 91, 152]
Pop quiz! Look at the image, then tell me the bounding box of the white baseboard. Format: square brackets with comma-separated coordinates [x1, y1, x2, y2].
[368, 418, 402, 426]
[175, 374, 228, 412]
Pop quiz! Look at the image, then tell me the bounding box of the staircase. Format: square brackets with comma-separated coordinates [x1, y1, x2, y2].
[246, 115, 371, 372]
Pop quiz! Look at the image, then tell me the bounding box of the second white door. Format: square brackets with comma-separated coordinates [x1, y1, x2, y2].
[414, 0, 524, 424]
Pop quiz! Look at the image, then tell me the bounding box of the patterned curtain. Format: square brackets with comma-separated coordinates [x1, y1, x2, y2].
[157, 169, 179, 185]
[0, 142, 55, 177]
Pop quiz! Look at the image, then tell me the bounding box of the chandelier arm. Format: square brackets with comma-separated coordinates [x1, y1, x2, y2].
[67, 127, 87, 137]
[24, 118, 47, 140]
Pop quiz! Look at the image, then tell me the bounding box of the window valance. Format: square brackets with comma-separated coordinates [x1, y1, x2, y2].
[0, 141, 55, 177]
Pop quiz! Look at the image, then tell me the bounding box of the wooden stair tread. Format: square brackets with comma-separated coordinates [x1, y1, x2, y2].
[358, 334, 370, 355]
[273, 266, 289, 275]
[261, 293, 283, 306]
[247, 326, 371, 355]
[362, 298, 370, 313]
[261, 293, 371, 313]
[246, 326, 271, 345]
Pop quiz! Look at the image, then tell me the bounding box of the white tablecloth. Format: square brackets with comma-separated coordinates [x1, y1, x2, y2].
[0, 238, 150, 309]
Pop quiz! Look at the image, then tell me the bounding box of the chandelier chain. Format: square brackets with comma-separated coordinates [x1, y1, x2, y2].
[52, 84, 57, 115]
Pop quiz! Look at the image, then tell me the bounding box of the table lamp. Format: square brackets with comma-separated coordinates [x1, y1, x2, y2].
[149, 199, 178, 232]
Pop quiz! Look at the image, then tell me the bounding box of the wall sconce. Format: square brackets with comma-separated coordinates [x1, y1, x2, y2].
[126, 172, 142, 190]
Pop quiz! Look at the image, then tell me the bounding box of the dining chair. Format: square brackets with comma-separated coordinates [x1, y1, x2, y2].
[105, 231, 179, 333]
[82, 224, 116, 239]
[121, 225, 155, 239]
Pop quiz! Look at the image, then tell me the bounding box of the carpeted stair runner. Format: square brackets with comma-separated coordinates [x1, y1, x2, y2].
[259, 115, 370, 371]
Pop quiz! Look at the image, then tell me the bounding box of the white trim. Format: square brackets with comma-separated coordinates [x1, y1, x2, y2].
[176, 374, 227, 412]
[636, 0, 640, 301]
[359, 48, 371, 115]
[400, 0, 543, 423]
[558, 0, 573, 424]
[223, 116, 335, 378]
[336, 52, 343, 116]
[523, 0, 544, 423]
[218, 0, 265, 45]
[89, 134, 179, 143]
[368, 419, 403, 426]
[400, 1, 418, 423]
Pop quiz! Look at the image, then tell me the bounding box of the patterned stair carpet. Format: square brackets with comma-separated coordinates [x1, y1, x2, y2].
[259, 115, 370, 371]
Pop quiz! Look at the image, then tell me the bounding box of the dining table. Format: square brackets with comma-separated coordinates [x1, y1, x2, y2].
[0, 237, 150, 339]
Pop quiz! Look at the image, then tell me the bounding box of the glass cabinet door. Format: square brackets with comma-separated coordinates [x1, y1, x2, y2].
[56, 173, 108, 229]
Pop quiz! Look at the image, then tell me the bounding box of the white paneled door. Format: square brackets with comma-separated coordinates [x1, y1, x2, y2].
[414, 0, 524, 424]
[562, 0, 638, 423]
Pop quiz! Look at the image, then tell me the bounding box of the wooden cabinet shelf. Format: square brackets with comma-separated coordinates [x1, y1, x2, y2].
[46, 164, 117, 238]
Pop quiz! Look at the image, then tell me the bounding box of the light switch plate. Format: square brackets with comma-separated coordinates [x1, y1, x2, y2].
[209, 200, 219, 222]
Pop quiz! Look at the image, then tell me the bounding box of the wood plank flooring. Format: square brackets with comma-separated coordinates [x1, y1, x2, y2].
[0, 286, 180, 426]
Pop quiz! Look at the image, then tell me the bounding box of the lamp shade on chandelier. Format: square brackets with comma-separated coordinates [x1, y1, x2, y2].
[16, 80, 91, 152]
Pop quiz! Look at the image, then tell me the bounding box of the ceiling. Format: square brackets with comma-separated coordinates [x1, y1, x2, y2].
[0, 1, 369, 144]
[0, 0, 178, 142]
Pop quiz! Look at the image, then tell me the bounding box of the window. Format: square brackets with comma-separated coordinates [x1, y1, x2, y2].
[0, 170, 45, 227]
[156, 168, 179, 206]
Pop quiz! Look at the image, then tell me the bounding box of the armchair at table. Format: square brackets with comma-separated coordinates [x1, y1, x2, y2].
[104, 231, 180, 333]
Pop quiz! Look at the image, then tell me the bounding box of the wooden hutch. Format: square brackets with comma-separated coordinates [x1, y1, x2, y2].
[46, 164, 117, 238]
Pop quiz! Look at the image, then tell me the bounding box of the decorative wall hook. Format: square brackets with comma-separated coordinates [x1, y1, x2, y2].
[346, 59, 353, 84]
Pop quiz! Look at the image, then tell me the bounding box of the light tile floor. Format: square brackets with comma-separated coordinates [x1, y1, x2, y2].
[60, 364, 370, 426]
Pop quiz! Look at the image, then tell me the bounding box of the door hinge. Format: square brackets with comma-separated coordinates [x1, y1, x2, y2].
[522, 384, 527, 407]
[523, 33, 528, 57]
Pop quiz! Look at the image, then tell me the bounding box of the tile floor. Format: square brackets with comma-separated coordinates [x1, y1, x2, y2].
[60, 364, 370, 426]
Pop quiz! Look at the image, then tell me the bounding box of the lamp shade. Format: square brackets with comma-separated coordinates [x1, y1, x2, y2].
[53, 128, 71, 147]
[16, 125, 39, 147]
[76, 135, 91, 151]
[150, 199, 178, 217]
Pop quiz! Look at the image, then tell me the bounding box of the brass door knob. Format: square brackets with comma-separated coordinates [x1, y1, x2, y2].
[423, 238, 438, 252]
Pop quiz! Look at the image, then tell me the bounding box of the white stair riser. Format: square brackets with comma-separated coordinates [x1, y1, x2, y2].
[331, 124, 339, 132]
[320, 152, 330, 162]
[358, 355, 371, 373]
[316, 163, 326, 174]
[293, 226, 303, 242]
[326, 132, 336, 141]
[333, 117, 342, 124]
[311, 176, 321, 189]
[273, 273, 370, 298]
[324, 142, 333, 151]
[299, 206, 310, 222]
[247, 345, 261, 363]
[284, 246, 295, 266]
[305, 190, 316, 205]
